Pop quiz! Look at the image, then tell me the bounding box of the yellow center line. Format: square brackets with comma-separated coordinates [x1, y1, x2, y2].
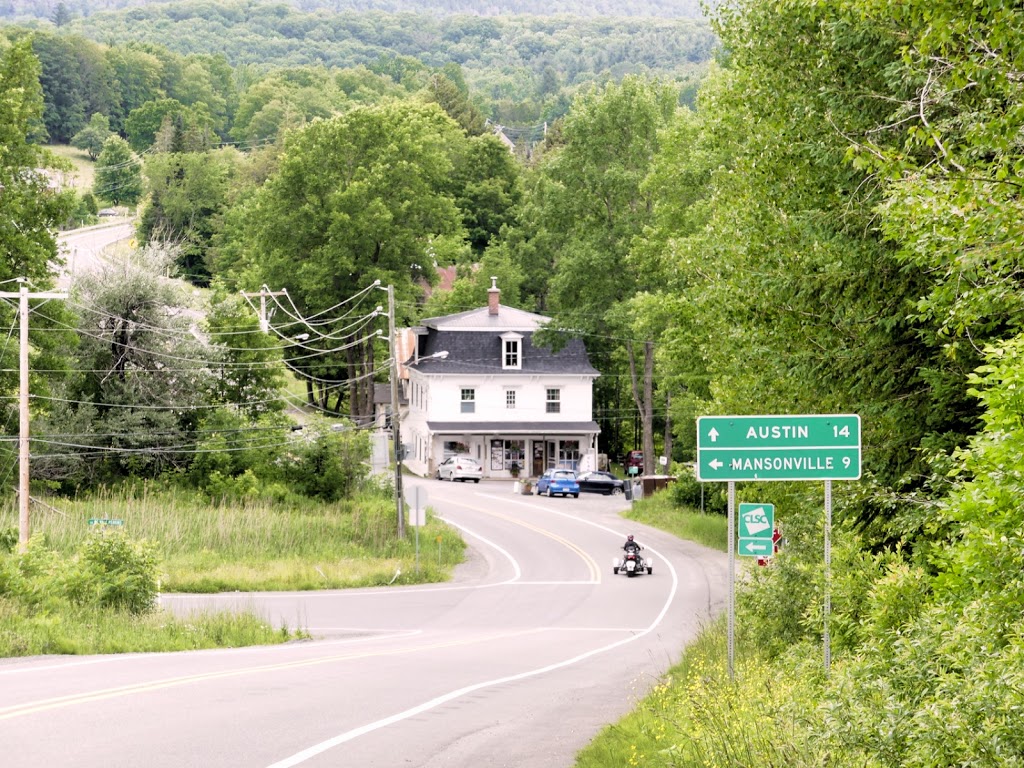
[444, 496, 602, 583]
[0, 627, 544, 721]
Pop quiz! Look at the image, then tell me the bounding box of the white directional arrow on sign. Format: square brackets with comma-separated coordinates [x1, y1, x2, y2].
[708, 427, 719, 442]
[709, 459, 723, 470]
[743, 541, 771, 553]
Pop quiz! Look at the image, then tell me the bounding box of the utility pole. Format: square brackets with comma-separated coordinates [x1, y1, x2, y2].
[387, 284, 405, 538]
[0, 282, 67, 553]
[240, 287, 288, 333]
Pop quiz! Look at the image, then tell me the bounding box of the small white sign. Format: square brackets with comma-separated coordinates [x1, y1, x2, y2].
[659, 455, 668, 466]
[405, 485, 428, 511]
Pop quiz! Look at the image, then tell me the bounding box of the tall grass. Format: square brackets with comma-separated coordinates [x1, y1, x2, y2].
[625, 492, 728, 552]
[2, 483, 465, 592]
[0, 597, 305, 656]
[575, 619, 829, 768]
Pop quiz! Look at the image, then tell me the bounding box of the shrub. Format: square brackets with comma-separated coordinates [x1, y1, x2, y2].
[0, 527, 17, 553]
[286, 424, 370, 502]
[669, 462, 726, 513]
[62, 531, 159, 615]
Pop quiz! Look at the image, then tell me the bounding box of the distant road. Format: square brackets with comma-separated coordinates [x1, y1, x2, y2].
[0, 481, 729, 768]
[55, 219, 135, 290]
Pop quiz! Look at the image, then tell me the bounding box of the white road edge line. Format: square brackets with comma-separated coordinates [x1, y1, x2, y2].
[436, 514, 522, 583]
[265, 512, 679, 768]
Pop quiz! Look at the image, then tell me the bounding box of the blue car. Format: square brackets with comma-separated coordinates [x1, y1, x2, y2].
[536, 469, 580, 498]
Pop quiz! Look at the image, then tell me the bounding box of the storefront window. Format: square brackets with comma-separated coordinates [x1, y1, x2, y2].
[443, 440, 469, 458]
[559, 440, 580, 469]
[489, 439, 525, 471]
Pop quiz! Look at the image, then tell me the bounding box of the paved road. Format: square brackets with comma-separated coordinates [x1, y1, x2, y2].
[0, 479, 728, 767]
[56, 220, 135, 290]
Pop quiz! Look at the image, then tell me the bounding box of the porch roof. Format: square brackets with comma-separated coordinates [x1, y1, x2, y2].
[426, 421, 600, 435]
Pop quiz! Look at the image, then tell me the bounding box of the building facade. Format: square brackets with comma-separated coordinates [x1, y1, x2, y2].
[400, 280, 600, 479]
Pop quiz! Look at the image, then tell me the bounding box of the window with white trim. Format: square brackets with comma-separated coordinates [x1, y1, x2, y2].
[504, 339, 519, 368]
[546, 388, 561, 413]
[461, 388, 475, 413]
[506, 390, 516, 409]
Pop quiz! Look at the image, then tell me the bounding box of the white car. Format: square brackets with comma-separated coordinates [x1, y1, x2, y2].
[436, 456, 483, 483]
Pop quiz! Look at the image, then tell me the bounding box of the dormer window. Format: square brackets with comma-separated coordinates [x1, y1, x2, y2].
[501, 332, 523, 370]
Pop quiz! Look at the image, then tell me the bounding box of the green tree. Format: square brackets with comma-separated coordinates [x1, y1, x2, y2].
[33, 250, 215, 486]
[230, 67, 339, 145]
[31, 31, 86, 142]
[421, 246, 525, 318]
[423, 71, 486, 135]
[67, 36, 122, 134]
[447, 133, 521, 253]
[139, 148, 235, 285]
[203, 283, 287, 418]
[672, 0, 1000, 517]
[50, 2, 72, 27]
[94, 135, 142, 205]
[334, 65, 406, 105]
[241, 101, 465, 423]
[124, 98, 185, 152]
[107, 45, 164, 119]
[0, 38, 77, 456]
[70, 112, 112, 160]
[537, 76, 678, 471]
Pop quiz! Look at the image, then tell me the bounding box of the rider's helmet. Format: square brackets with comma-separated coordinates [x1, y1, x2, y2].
[627, 535, 634, 542]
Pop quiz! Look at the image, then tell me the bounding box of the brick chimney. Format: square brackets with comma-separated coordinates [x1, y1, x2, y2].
[488, 276, 500, 315]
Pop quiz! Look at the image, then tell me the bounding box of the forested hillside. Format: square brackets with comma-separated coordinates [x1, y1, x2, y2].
[56, 2, 713, 105]
[2, 0, 714, 146]
[4, 0, 707, 21]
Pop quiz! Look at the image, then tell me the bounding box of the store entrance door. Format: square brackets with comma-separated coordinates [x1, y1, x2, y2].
[532, 441, 545, 476]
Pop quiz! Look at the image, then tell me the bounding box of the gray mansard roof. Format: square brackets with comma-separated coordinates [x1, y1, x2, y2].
[408, 303, 599, 377]
[420, 303, 548, 332]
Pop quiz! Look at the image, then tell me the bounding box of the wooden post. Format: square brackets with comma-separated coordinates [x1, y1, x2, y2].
[0, 282, 67, 552]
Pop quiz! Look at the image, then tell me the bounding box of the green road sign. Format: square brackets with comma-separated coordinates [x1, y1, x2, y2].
[697, 414, 861, 482]
[88, 518, 123, 526]
[738, 503, 774, 558]
[738, 539, 773, 556]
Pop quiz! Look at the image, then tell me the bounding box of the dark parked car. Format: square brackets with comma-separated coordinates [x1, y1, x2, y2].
[535, 469, 579, 498]
[577, 471, 625, 495]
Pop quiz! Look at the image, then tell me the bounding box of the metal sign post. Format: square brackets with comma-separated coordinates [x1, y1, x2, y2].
[824, 479, 832, 673]
[727, 481, 736, 679]
[405, 485, 428, 571]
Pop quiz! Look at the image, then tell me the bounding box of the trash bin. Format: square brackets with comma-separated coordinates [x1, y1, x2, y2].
[624, 480, 633, 501]
[640, 475, 677, 497]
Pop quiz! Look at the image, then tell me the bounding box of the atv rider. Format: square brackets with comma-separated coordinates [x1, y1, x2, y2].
[623, 534, 642, 554]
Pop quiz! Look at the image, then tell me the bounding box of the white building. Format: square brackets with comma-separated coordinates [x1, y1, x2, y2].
[400, 279, 600, 479]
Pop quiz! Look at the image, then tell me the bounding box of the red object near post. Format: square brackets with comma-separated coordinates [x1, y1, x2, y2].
[757, 529, 783, 567]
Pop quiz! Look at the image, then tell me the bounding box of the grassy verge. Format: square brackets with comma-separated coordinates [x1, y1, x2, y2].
[623, 491, 727, 552]
[14, 484, 465, 591]
[0, 484, 465, 656]
[575, 618, 826, 768]
[0, 598, 305, 656]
